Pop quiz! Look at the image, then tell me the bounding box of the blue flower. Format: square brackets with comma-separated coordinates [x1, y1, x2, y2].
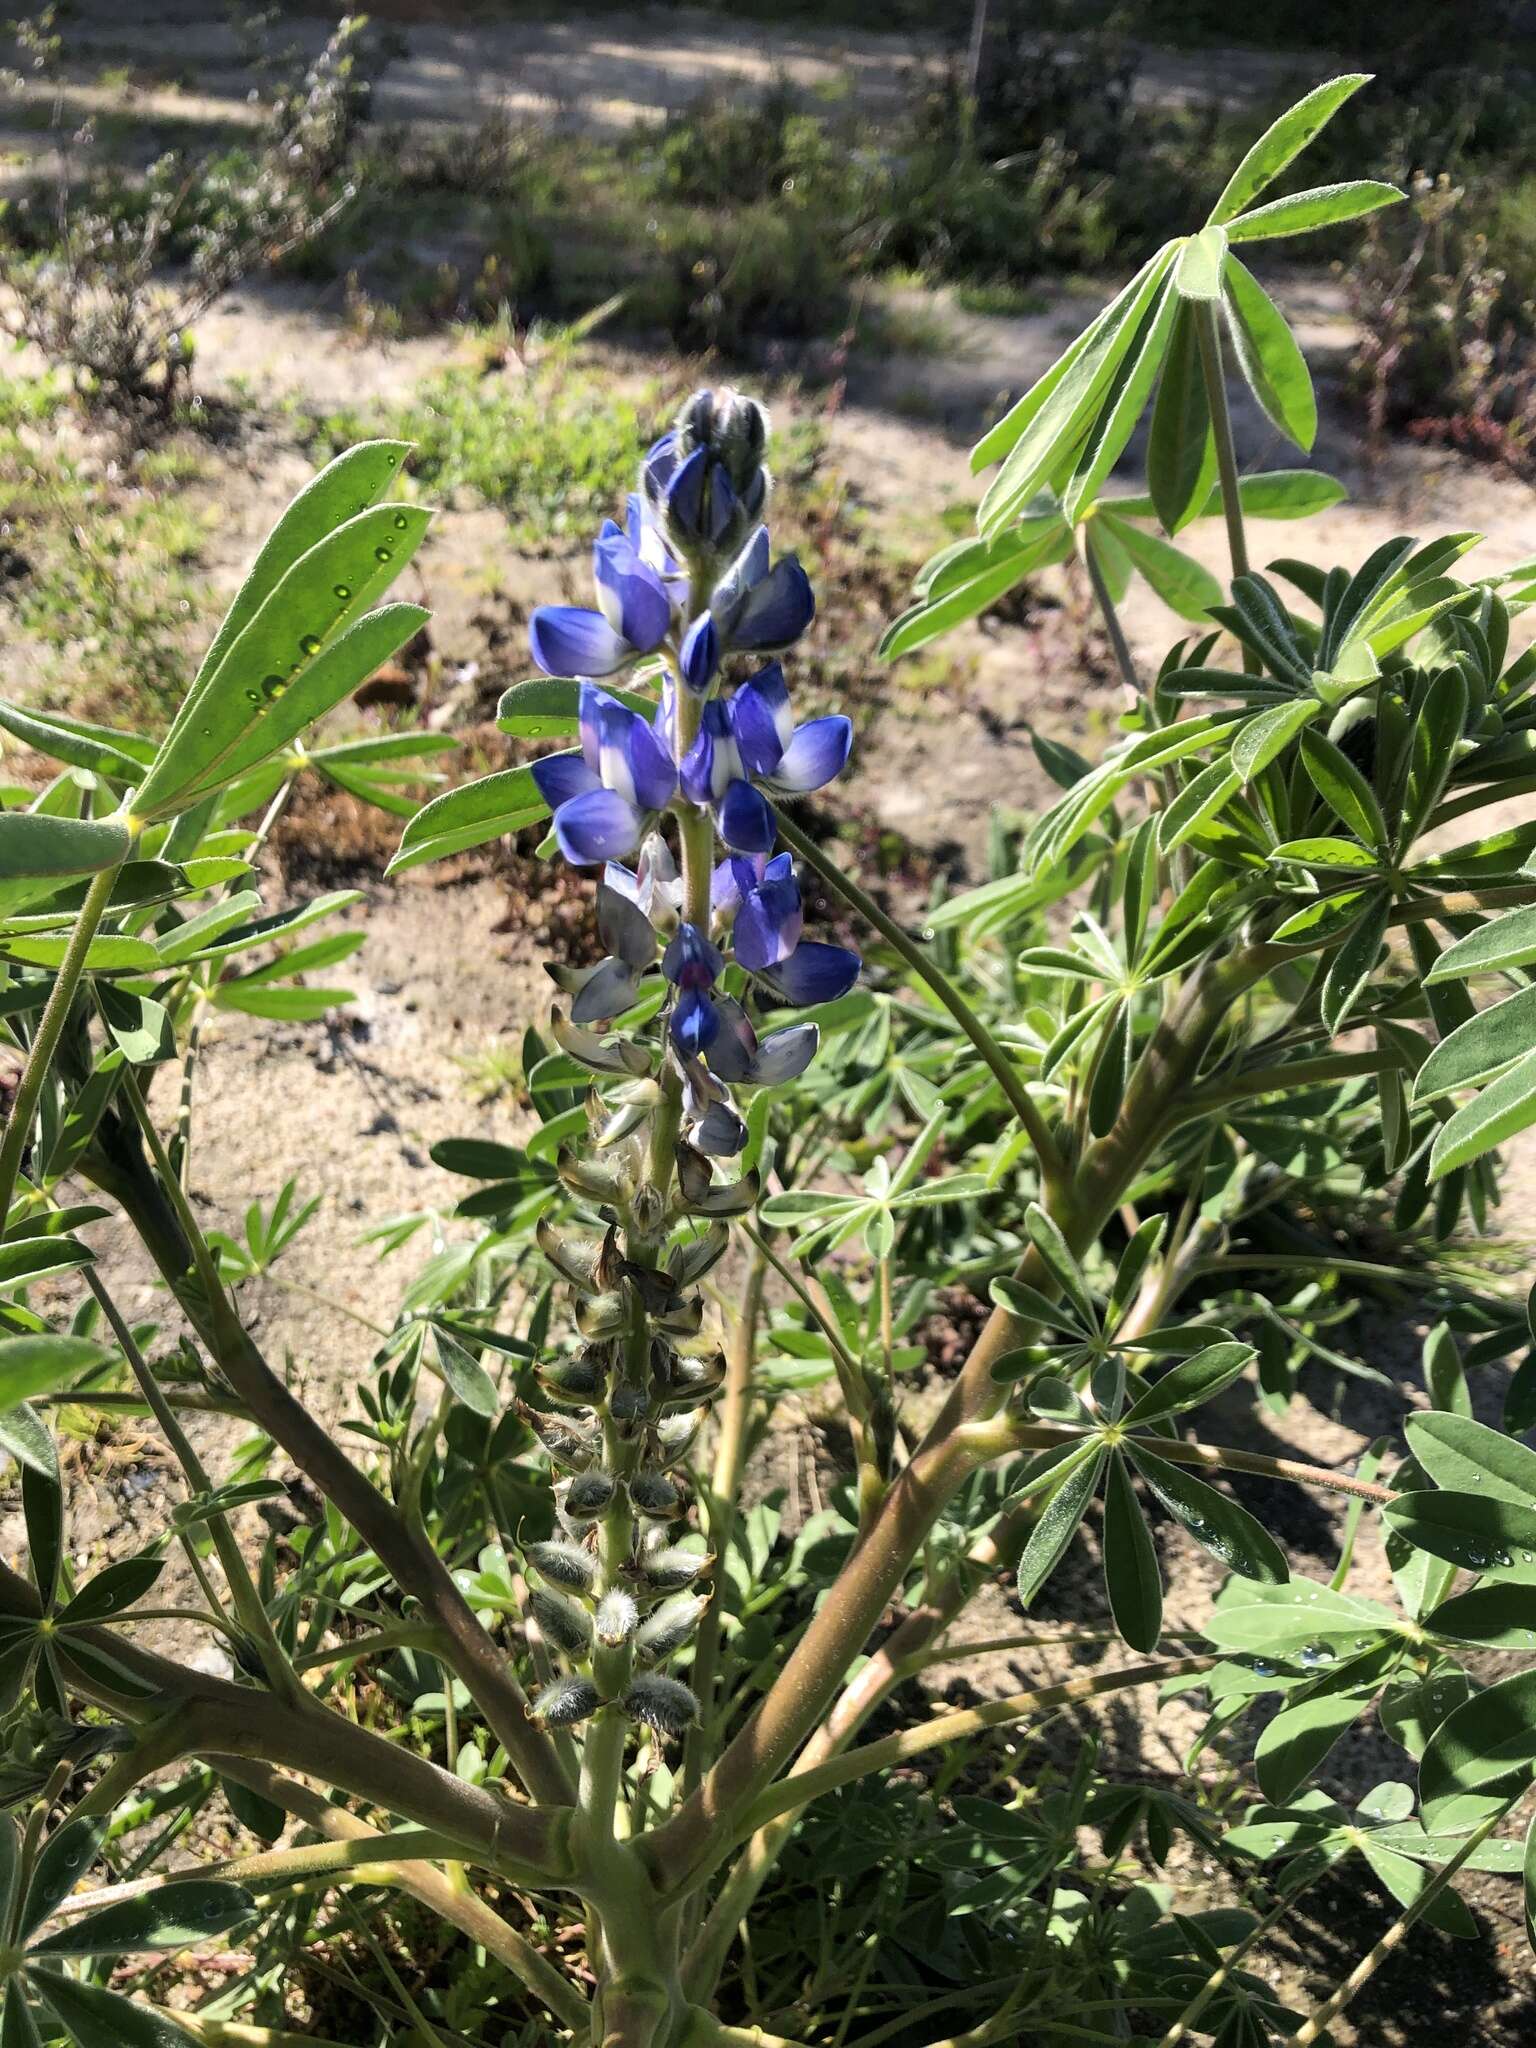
[706, 994, 819, 1089]
[531, 684, 677, 865]
[679, 704, 776, 856]
[710, 528, 815, 652]
[643, 392, 769, 558]
[730, 663, 852, 796]
[663, 922, 725, 1057]
[760, 939, 861, 1007]
[552, 874, 659, 1024]
[716, 852, 860, 1006]
[529, 501, 676, 678]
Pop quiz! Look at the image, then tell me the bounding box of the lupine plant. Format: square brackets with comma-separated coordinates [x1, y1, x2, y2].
[6, 67, 1536, 2048]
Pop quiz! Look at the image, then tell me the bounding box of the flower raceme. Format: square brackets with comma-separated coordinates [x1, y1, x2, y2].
[512, 390, 862, 1747]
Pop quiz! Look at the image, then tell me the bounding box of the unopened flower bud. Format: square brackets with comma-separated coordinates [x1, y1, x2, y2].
[596, 1590, 640, 1646]
[639, 1545, 711, 1592]
[530, 1586, 594, 1657]
[563, 1472, 616, 1521]
[628, 1471, 680, 1519]
[527, 1540, 596, 1591]
[636, 1593, 707, 1662]
[622, 1672, 699, 1736]
[532, 1677, 601, 1727]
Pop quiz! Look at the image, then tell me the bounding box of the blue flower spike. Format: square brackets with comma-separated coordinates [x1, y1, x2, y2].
[525, 383, 860, 1175]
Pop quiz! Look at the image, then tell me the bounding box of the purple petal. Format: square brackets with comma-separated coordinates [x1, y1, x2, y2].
[695, 1101, 747, 1155]
[531, 750, 600, 811]
[680, 613, 720, 696]
[554, 789, 641, 865]
[680, 701, 740, 808]
[671, 987, 719, 1057]
[665, 446, 708, 541]
[717, 779, 776, 854]
[730, 662, 792, 777]
[626, 713, 678, 812]
[571, 957, 645, 1024]
[711, 854, 763, 919]
[663, 921, 724, 991]
[703, 994, 757, 1082]
[749, 1022, 819, 1086]
[530, 606, 632, 679]
[596, 879, 658, 969]
[731, 557, 815, 651]
[733, 873, 803, 971]
[762, 940, 860, 1006]
[643, 433, 678, 501]
[768, 716, 853, 795]
[708, 466, 737, 543]
[593, 529, 671, 653]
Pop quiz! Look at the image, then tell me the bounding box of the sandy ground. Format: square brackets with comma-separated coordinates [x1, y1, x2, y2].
[0, 8, 1534, 2040]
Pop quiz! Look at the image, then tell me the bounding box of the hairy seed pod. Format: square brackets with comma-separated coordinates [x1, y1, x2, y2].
[628, 1471, 680, 1519]
[638, 1546, 711, 1592]
[563, 1472, 616, 1521]
[532, 1677, 601, 1728]
[595, 1590, 640, 1647]
[650, 1412, 704, 1468]
[530, 1586, 594, 1657]
[656, 1351, 725, 1410]
[520, 1406, 596, 1472]
[622, 1673, 699, 1737]
[669, 1221, 730, 1288]
[538, 1351, 606, 1406]
[526, 1540, 596, 1591]
[538, 1218, 621, 1295]
[575, 1291, 629, 1340]
[557, 1147, 632, 1203]
[609, 1384, 651, 1427]
[656, 1294, 705, 1339]
[636, 1593, 707, 1662]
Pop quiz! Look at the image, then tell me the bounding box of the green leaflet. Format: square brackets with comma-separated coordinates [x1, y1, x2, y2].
[978, 247, 1177, 537]
[1016, 1442, 1106, 1606]
[1429, 1046, 1536, 1180]
[1146, 297, 1215, 535]
[497, 676, 655, 735]
[0, 1338, 108, 1413]
[1223, 258, 1317, 452]
[1096, 516, 1221, 622]
[1126, 1443, 1288, 1582]
[1226, 180, 1402, 242]
[388, 766, 551, 875]
[1421, 1666, 1536, 1833]
[1103, 1452, 1162, 1653]
[1428, 901, 1536, 980]
[0, 814, 131, 882]
[1417, 982, 1536, 1101]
